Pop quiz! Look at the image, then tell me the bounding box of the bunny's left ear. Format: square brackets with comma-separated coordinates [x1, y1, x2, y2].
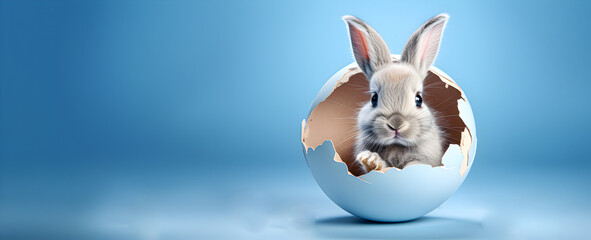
[401, 14, 449, 76]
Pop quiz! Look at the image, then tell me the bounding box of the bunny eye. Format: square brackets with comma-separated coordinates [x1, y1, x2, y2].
[415, 93, 423, 107]
[371, 93, 378, 107]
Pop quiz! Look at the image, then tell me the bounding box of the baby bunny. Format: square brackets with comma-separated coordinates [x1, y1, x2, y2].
[343, 14, 449, 174]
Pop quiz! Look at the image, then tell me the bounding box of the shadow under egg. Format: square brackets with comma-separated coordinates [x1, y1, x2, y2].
[314, 215, 483, 239]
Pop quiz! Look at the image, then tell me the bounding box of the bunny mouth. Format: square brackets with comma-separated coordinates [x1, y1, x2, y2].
[391, 129, 405, 139]
[386, 123, 408, 140]
[384, 135, 411, 146]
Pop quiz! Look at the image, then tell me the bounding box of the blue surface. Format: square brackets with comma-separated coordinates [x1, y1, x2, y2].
[1, 0, 590, 239]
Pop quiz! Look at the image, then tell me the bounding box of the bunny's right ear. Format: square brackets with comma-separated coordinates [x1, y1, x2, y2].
[343, 15, 391, 79]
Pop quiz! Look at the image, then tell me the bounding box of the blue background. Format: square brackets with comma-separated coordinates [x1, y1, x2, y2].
[1, 0, 590, 239]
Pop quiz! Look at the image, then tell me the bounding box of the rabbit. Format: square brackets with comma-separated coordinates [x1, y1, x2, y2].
[343, 14, 449, 174]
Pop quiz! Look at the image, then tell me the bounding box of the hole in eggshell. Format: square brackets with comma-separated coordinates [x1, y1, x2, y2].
[301, 66, 472, 177]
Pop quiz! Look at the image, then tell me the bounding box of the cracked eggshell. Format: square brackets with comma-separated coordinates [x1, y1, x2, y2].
[301, 56, 477, 222]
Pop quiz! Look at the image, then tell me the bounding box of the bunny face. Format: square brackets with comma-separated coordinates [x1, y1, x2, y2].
[357, 63, 435, 147]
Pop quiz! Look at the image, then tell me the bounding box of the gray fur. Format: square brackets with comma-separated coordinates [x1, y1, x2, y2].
[344, 14, 449, 173]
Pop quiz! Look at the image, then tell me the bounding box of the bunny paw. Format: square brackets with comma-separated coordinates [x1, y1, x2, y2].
[356, 150, 387, 173]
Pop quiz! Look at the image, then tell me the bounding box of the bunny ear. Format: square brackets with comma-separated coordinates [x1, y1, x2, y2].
[343, 15, 391, 79]
[401, 14, 449, 75]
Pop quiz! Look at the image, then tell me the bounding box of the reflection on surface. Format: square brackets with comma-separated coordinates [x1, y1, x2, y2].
[315, 215, 483, 239]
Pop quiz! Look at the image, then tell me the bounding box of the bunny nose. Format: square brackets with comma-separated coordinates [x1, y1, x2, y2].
[387, 114, 406, 131]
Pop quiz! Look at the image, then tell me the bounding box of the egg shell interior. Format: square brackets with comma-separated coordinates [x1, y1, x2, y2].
[301, 57, 477, 222]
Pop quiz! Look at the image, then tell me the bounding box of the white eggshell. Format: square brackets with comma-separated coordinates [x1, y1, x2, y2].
[302, 56, 477, 222]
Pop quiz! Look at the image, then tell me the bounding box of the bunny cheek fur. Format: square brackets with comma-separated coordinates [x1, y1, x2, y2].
[355, 64, 444, 169]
